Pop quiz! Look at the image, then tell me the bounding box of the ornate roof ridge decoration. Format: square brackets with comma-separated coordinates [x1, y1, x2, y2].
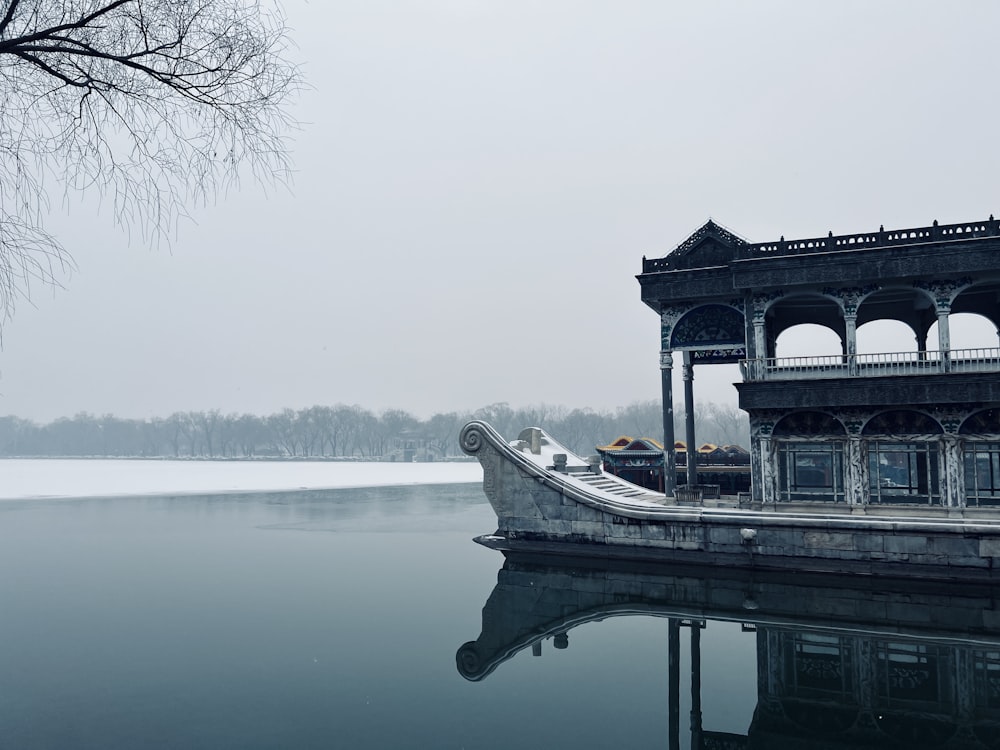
[644, 219, 751, 273]
[670, 219, 749, 256]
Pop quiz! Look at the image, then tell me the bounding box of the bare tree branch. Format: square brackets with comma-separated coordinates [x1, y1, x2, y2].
[0, 0, 302, 322]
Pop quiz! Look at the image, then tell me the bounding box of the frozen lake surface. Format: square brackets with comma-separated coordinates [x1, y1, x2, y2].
[0, 458, 482, 499]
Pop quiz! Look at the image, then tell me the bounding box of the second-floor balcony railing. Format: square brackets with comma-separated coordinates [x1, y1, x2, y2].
[740, 348, 1000, 381]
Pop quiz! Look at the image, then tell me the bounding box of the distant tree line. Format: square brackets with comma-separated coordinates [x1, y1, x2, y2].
[0, 401, 748, 460]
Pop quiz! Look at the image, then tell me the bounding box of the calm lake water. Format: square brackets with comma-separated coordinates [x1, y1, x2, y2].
[1, 481, 997, 748]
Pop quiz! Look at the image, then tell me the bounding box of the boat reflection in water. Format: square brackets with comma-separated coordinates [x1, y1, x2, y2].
[458, 555, 1000, 749]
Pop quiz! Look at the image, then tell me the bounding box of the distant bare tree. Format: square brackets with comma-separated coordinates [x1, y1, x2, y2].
[295, 406, 325, 457]
[0, 0, 300, 320]
[267, 408, 299, 456]
[473, 402, 518, 440]
[613, 400, 663, 441]
[193, 408, 221, 457]
[425, 411, 467, 457]
[703, 402, 750, 447]
[553, 408, 607, 455]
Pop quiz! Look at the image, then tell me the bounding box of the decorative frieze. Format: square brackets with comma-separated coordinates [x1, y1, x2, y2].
[821, 284, 880, 316]
[913, 277, 974, 310]
[659, 304, 691, 349]
[750, 290, 785, 323]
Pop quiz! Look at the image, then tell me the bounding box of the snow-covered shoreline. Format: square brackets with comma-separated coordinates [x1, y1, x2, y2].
[0, 458, 483, 500]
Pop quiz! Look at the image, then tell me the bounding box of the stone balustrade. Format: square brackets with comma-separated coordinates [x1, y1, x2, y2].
[740, 347, 1000, 381]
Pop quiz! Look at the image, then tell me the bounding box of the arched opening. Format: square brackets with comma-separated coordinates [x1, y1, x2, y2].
[855, 319, 920, 355]
[670, 304, 745, 350]
[856, 288, 936, 354]
[950, 281, 1000, 348]
[773, 411, 846, 503]
[863, 410, 942, 505]
[960, 409, 1000, 507]
[774, 323, 843, 358]
[927, 312, 998, 352]
[767, 295, 843, 359]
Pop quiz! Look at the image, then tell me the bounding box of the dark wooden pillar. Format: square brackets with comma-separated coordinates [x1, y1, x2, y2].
[661, 350, 676, 497]
[690, 623, 702, 750]
[683, 351, 697, 488]
[669, 618, 680, 750]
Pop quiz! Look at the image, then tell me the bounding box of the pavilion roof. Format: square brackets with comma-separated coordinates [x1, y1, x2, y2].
[595, 436, 665, 453]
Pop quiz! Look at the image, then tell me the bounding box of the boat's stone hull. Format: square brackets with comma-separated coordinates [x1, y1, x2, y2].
[461, 420, 1000, 580]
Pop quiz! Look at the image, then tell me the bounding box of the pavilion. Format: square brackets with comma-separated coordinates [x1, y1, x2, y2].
[637, 216, 1000, 508]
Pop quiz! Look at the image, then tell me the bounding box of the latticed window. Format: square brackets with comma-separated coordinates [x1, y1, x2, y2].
[876, 642, 948, 709]
[964, 443, 1000, 506]
[773, 411, 847, 503]
[785, 634, 853, 699]
[777, 442, 845, 502]
[973, 650, 1000, 709]
[868, 442, 940, 504]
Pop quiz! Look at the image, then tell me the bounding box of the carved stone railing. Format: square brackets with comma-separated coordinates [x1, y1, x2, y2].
[740, 348, 1000, 381]
[642, 217, 1000, 273]
[743, 218, 1000, 258]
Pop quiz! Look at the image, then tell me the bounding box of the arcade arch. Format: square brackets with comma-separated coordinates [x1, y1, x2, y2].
[951, 281, 1000, 331]
[863, 410, 943, 505]
[774, 324, 843, 358]
[929, 312, 999, 351]
[773, 411, 846, 503]
[855, 320, 920, 355]
[766, 295, 842, 348]
[960, 409, 1000, 506]
[855, 287, 936, 354]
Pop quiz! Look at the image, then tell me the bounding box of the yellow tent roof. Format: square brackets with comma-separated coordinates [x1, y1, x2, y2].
[596, 436, 665, 452]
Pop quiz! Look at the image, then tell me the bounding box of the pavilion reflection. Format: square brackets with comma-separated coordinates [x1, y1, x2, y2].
[458, 554, 1000, 749]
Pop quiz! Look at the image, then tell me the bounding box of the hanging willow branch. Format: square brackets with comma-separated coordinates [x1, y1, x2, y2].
[0, 0, 302, 321]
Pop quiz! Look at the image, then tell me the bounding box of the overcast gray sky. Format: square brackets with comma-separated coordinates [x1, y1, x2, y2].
[3, 1, 999, 422]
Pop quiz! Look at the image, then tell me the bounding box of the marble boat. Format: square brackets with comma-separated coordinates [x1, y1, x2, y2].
[460, 419, 1000, 581]
[461, 215, 1000, 581]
